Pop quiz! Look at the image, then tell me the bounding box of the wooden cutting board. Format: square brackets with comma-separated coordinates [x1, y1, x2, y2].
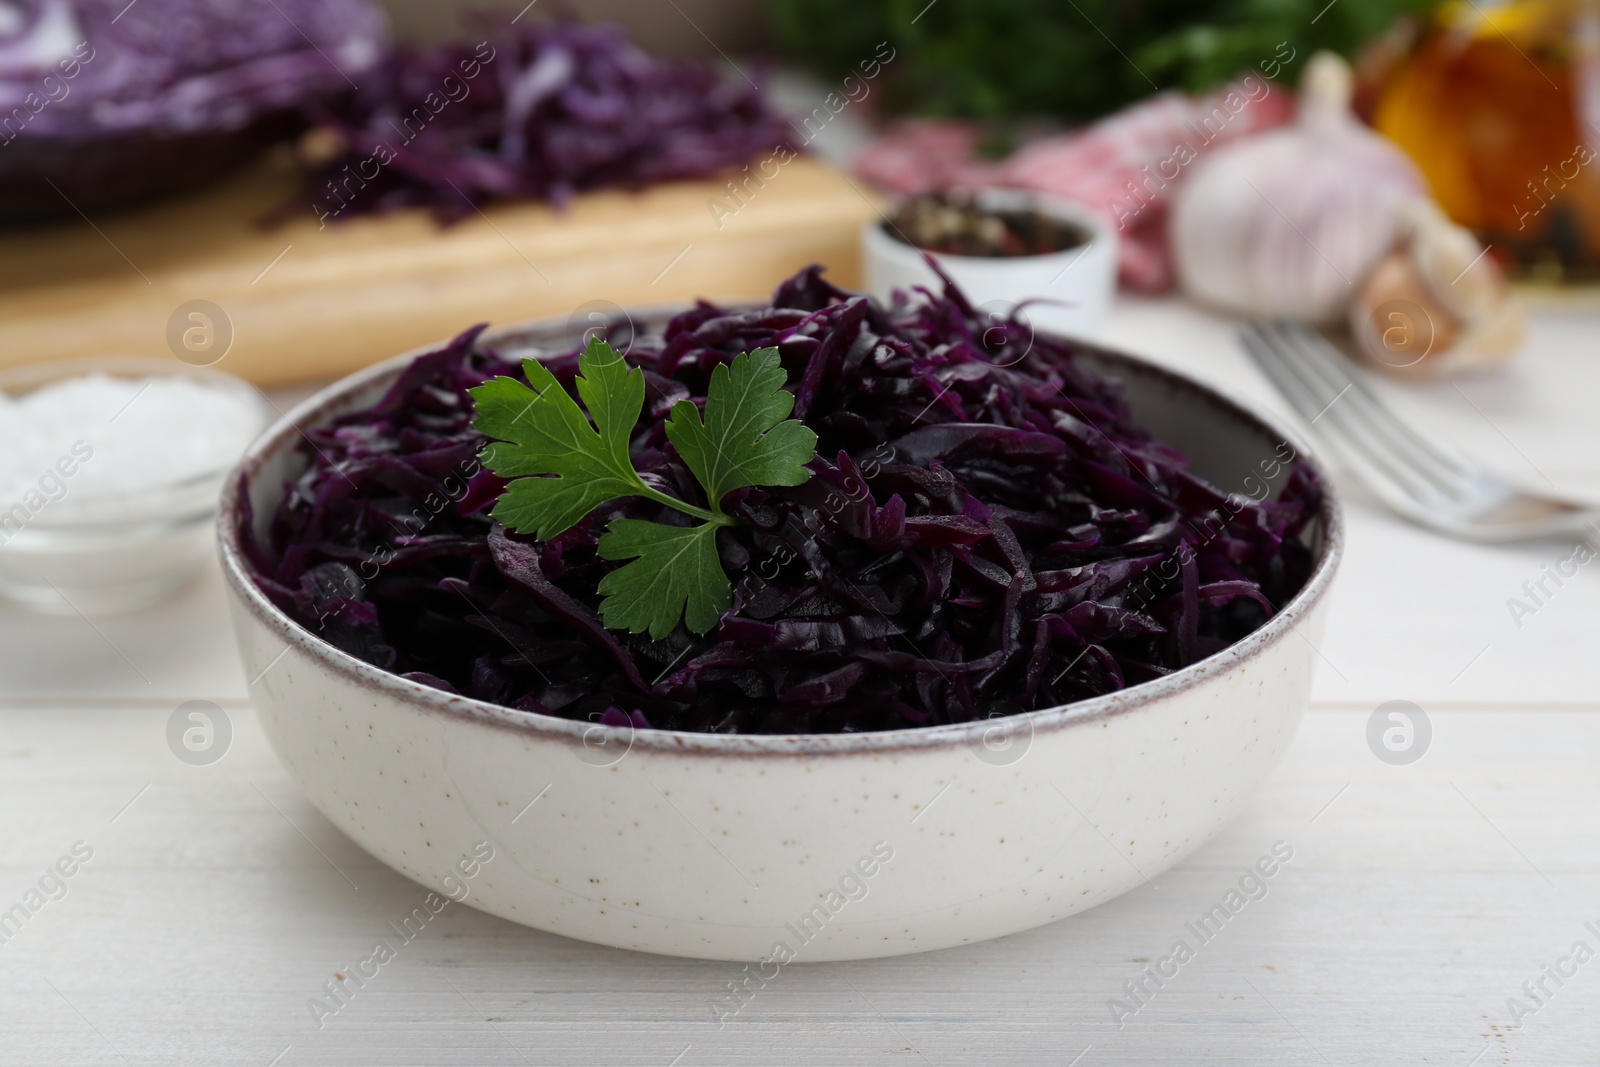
[0, 151, 880, 386]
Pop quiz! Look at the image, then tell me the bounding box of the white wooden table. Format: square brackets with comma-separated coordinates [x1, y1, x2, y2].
[3, 296, 1598, 1066]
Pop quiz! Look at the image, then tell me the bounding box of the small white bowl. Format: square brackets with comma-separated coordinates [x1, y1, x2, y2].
[218, 313, 1341, 962]
[863, 189, 1119, 339]
[0, 357, 271, 614]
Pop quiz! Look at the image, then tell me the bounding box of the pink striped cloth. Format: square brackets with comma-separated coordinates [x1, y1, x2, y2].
[855, 79, 1295, 291]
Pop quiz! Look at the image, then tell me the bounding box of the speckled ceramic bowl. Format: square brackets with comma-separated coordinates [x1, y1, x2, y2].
[218, 312, 1342, 963]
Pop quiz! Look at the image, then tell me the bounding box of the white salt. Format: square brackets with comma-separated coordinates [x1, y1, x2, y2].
[0, 373, 264, 524]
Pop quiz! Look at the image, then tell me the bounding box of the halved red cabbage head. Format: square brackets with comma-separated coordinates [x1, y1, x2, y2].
[0, 0, 384, 137]
[243, 267, 1323, 735]
[0, 0, 384, 220]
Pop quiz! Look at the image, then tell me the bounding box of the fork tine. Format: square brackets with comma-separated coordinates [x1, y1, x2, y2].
[1269, 321, 1481, 486]
[1253, 323, 1458, 504]
[1242, 324, 1450, 507]
[1263, 322, 1481, 503]
[1241, 324, 1332, 424]
[1245, 321, 1596, 541]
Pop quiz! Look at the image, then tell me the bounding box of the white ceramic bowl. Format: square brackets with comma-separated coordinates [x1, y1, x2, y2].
[218, 313, 1341, 963]
[863, 189, 1118, 339]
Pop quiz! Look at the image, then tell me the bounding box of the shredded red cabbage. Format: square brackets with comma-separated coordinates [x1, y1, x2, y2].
[242, 267, 1322, 735]
[303, 22, 795, 220]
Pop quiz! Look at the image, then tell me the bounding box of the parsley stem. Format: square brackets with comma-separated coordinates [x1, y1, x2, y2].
[632, 482, 733, 526]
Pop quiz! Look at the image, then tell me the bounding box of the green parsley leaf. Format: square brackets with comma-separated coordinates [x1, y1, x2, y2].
[595, 519, 731, 640]
[472, 338, 816, 638]
[665, 348, 819, 513]
[469, 337, 661, 540]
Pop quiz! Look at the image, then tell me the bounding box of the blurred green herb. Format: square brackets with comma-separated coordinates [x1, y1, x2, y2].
[767, 0, 1439, 122]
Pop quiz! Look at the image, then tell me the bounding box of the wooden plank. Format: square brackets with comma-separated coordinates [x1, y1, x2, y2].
[0, 706, 1595, 1065]
[1, 290, 1597, 1062]
[0, 151, 879, 386]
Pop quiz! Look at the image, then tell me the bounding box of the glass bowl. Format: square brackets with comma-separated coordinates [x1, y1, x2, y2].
[0, 356, 273, 614]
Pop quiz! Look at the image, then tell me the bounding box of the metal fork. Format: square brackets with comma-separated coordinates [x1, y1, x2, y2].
[1241, 319, 1599, 542]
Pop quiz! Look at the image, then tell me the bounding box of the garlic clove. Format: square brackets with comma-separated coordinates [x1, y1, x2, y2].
[1457, 302, 1525, 368]
[1349, 217, 1523, 376]
[1351, 249, 1461, 373]
[1404, 198, 1508, 321]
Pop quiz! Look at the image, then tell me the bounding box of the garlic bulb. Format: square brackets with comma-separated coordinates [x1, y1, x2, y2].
[1170, 52, 1426, 322]
[1349, 199, 1522, 375]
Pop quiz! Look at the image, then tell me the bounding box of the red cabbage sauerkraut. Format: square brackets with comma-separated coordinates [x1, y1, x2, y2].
[242, 267, 1323, 735]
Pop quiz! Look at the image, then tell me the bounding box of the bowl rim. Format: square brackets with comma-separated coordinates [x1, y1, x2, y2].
[217, 311, 1344, 759]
